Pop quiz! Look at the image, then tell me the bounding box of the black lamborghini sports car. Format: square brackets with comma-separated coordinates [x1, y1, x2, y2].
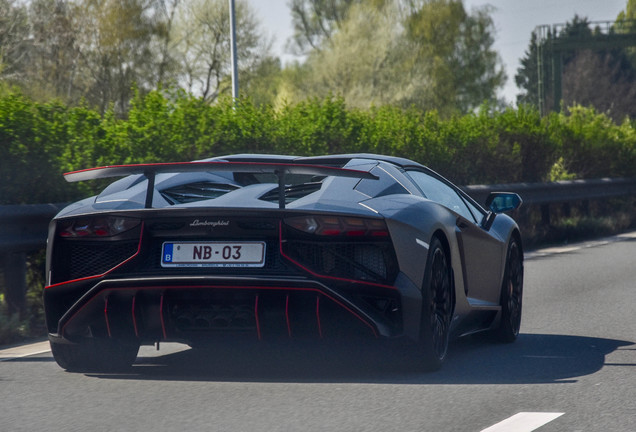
[44, 153, 523, 371]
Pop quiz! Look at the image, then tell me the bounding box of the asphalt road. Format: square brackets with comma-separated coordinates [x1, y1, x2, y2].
[1, 235, 635, 432]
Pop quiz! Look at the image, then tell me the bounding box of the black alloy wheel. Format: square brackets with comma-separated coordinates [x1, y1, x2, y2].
[418, 236, 453, 370]
[496, 238, 523, 343]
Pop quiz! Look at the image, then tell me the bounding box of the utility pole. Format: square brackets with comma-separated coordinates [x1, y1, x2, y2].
[229, 0, 239, 104]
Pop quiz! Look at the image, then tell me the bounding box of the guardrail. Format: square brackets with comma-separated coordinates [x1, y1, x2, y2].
[1, 178, 634, 315]
[0, 203, 67, 315]
[462, 177, 636, 206]
[462, 177, 636, 225]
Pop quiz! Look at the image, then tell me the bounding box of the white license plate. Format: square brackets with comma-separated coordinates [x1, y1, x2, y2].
[161, 241, 266, 267]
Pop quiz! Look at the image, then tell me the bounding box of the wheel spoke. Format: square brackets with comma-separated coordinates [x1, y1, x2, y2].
[429, 249, 450, 357]
[505, 243, 523, 333]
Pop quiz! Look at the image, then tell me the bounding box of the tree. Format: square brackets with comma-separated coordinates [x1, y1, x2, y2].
[284, 2, 407, 107]
[562, 50, 636, 121]
[616, 0, 636, 68]
[152, 0, 182, 89]
[25, 0, 79, 103]
[3, 0, 169, 112]
[405, 0, 505, 114]
[288, 0, 366, 53]
[71, 0, 163, 114]
[240, 56, 284, 107]
[282, 0, 505, 115]
[0, 0, 30, 84]
[3, 0, 274, 110]
[515, 31, 541, 107]
[170, 0, 272, 103]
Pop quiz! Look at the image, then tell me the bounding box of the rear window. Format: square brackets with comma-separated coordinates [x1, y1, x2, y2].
[355, 166, 409, 198]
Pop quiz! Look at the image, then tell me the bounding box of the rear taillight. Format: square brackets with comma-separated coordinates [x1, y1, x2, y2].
[281, 215, 397, 287]
[284, 216, 389, 237]
[58, 216, 141, 238]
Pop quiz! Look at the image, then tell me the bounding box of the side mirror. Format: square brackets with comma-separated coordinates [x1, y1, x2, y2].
[485, 192, 522, 214]
[482, 192, 522, 231]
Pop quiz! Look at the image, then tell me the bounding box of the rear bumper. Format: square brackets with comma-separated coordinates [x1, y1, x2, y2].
[46, 274, 422, 345]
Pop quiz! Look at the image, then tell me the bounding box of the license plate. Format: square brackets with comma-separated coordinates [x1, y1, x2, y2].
[161, 242, 266, 267]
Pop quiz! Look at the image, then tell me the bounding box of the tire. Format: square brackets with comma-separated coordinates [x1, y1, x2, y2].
[51, 338, 139, 372]
[417, 236, 453, 371]
[495, 237, 523, 343]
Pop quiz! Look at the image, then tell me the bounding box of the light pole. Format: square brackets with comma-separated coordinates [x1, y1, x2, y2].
[229, 0, 239, 104]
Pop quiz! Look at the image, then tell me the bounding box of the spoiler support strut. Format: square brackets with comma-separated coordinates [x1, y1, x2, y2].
[276, 170, 286, 210]
[144, 170, 156, 209]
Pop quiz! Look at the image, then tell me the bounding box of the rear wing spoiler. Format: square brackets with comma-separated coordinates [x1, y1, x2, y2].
[64, 161, 378, 209]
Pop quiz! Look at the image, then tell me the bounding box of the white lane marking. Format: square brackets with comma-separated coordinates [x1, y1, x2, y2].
[0, 341, 51, 361]
[534, 245, 580, 255]
[416, 238, 429, 250]
[480, 412, 564, 432]
[526, 229, 636, 260]
[617, 231, 636, 240]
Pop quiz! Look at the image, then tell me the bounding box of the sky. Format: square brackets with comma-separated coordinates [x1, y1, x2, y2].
[247, 0, 628, 103]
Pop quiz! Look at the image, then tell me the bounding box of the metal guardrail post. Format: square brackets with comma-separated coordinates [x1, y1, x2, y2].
[541, 204, 551, 226]
[1, 252, 27, 317]
[0, 203, 67, 317]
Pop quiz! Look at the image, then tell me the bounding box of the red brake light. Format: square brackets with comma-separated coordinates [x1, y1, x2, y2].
[58, 216, 141, 238]
[346, 230, 366, 237]
[284, 216, 389, 237]
[371, 230, 389, 237]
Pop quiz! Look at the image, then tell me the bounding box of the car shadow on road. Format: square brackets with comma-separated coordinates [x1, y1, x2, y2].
[88, 333, 634, 384]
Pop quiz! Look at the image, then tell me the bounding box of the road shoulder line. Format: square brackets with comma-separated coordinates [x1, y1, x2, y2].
[526, 230, 636, 259]
[0, 340, 50, 361]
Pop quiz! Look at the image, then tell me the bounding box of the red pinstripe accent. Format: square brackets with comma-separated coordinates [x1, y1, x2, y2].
[316, 296, 323, 339]
[132, 295, 139, 338]
[59, 284, 378, 339]
[285, 295, 292, 338]
[45, 222, 145, 290]
[104, 296, 112, 338]
[255, 295, 262, 340]
[278, 222, 396, 290]
[64, 161, 374, 180]
[159, 293, 167, 340]
[47, 274, 102, 290]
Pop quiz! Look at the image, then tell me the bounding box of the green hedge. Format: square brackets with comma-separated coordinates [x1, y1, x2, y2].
[1, 89, 635, 204]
